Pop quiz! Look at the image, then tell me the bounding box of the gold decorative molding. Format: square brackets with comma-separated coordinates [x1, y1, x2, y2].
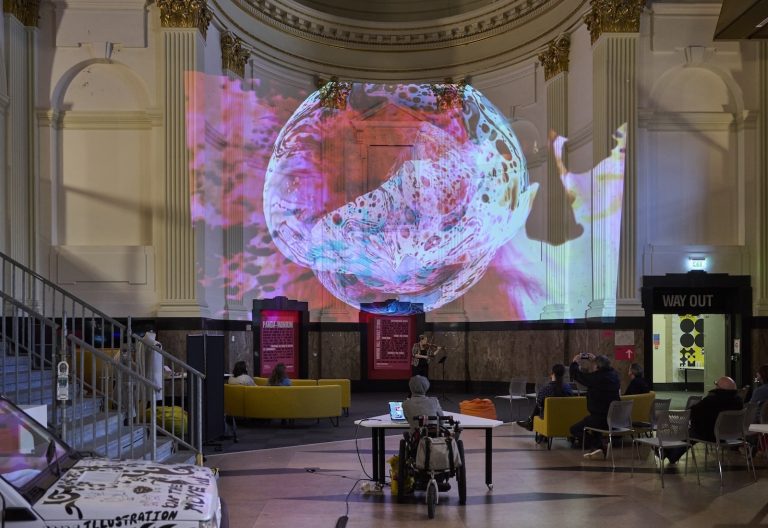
[158, 0, 212, 40]
[220, 31, 250, 78]
[318, 77, 352, 110]
[429, 79, 468, 111]
[3, 0, 40, 27]
[584, 0, 646, 44]
[538, 34, 570, 81]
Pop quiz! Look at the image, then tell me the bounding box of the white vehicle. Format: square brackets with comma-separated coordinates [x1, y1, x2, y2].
[0, 396, 227, 527]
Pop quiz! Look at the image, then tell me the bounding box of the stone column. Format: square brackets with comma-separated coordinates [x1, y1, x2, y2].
[220, 31, 250, 318]
[538, 34, 571, 320]
[757, 42, 768, 315]
[157, 0, 211, 317]
[585, 0, 644, 318]
[3, 0, 39, 268]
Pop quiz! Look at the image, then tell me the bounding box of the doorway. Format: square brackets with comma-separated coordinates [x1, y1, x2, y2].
[641, 273, 752, 390]
[650, 313, 728, 392]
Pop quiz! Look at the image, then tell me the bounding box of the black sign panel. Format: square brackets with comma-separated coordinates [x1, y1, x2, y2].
[652, 288, 729, 313]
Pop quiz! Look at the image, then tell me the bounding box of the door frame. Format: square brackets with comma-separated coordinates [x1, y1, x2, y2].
[641, 272, 752, 388]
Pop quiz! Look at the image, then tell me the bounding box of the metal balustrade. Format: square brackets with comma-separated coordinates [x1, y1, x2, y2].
[0, 251, 205, 462]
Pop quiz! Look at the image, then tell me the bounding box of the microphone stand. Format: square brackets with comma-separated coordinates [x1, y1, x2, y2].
[437, 354, 453, 403]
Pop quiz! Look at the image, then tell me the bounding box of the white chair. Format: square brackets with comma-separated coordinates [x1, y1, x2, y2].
[583, 400, 634, 468]
[507, 378, 528, 421]
[690, 408, 756, 487]
[634, 398, 671, 437]
[632, 410, 699, 488]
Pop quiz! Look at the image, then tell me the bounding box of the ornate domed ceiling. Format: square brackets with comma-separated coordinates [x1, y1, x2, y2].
[290, 0, 500, 23]
[213, 0, 588, 80]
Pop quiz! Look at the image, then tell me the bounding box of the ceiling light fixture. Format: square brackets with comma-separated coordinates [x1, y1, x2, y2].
[757, 16, 768, 28]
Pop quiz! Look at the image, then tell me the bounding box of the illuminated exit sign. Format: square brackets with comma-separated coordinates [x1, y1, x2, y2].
[688, 257, 707, 270]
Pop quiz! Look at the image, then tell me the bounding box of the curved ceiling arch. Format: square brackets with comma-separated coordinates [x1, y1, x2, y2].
[211, 0, 588, 81]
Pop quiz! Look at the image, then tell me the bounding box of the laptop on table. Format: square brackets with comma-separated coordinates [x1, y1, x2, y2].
[388, 401, 407, 423]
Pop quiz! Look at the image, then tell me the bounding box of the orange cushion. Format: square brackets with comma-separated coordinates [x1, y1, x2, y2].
[459, 398, 497, 420]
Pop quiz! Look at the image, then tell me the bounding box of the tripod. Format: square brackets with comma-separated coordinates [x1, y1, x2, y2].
[437, 355, 453, 403]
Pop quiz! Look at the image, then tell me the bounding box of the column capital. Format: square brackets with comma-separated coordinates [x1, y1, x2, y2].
[157, 0, 212, 40]
[538, 34, 570, 82]
[221, 31, 250, 78]
[584, 0, 645, 45]
[3, 0, 40, 27]
[317, 77, 352, 110]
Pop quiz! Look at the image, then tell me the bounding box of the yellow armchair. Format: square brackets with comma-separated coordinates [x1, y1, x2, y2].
[532, 396, 588, 449]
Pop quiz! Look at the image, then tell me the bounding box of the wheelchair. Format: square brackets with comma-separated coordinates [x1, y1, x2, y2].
[395, 415, 467, 519]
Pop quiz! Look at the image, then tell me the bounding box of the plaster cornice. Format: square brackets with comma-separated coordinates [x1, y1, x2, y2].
[225, 0, 565, 49]
[211, 0, 589, 80]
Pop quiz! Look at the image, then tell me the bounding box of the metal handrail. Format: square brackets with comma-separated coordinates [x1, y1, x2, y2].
[0, 250, 205, 462]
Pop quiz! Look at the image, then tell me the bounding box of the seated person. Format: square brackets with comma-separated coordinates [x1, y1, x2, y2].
[268, 363, 292, 386]
[402, 375, 443, 431]
[748, 365, 768, 409]
[624, 363, 650, 395]
[401, 375, 450, 491]
[228, 360, 256, 386]
[517, 363, 573, 430]
[661, 376, 743, 464]
[568, 353, 621, 459]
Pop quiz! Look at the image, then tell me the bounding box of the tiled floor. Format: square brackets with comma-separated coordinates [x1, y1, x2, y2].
[208, 421, 768, 528]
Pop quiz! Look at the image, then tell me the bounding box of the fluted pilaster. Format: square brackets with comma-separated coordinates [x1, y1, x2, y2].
[158, 28, 207, 316]
[222, 82, 246, 316]
[757, 42, 768, 315]
[4, 14, 35, 269]
[588, 32, 639, 318]
[541, 72, 570, 320]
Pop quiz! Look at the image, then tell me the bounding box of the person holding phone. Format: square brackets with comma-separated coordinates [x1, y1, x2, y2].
[568, 353, 621, 459]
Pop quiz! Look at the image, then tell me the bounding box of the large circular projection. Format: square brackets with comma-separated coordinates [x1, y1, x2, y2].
[263, 83, 538, 312]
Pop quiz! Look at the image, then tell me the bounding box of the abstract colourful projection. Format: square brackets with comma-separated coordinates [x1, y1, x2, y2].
[264, 84, 537, 312]
[187, 75, 627, 321]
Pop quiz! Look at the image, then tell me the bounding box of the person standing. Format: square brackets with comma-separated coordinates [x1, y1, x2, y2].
[569, 353, 621, 459]
[411, 335, 439, 378]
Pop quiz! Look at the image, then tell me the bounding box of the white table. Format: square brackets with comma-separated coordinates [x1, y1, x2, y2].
[355, 411, 503, 489]
[679, 366, 704, 391]
[749, 424, 768, 434]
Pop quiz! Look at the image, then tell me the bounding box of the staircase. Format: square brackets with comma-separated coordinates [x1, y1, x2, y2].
[0, 252, 206, 464]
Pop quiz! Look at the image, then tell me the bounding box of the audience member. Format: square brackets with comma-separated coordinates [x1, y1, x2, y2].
[228, 361, 255, 386]
[516, 363, 573, 430]
[268, 363, 292, 386]
[748, 365, 768, 408]
[624, 363, 650, 395]
[569, 353, 621, 459]
[402, 375, 443, 430]
[661, 376, 743, 464]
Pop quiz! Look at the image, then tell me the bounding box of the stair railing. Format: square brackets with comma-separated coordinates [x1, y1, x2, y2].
[0, 250, 206, 462]
[0, 290, 58, 407]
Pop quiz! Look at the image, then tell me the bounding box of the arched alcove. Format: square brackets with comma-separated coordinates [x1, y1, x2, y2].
[644, 65, 743, 247]
[56, 61, 154, 248]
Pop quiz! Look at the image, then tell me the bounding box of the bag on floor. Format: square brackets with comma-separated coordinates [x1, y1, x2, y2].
[415, 436, 461, 472]
[459, 398, 497, 420]
[146, 406, 188, 436]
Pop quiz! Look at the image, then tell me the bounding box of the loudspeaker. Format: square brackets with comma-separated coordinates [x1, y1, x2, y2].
[186, 334, 225, 444]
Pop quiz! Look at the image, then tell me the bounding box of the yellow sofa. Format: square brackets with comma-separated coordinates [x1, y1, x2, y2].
[532, 391, 656, 449]
[224, 384, 342, 439]
[254, 377, 351, 415]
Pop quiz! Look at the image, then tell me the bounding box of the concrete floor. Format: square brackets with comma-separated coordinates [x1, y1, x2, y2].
[208, 418, 767, 528]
